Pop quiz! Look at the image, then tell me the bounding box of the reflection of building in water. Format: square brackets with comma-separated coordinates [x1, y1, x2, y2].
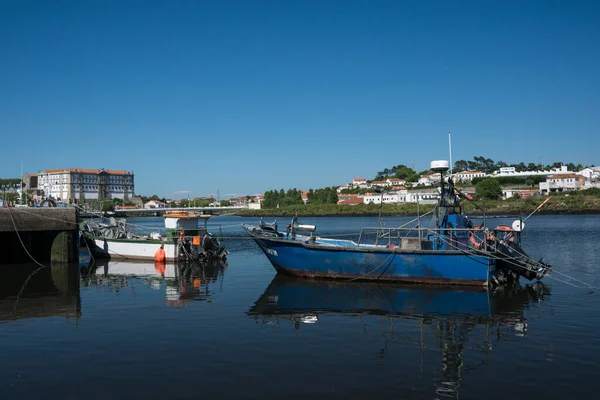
[82, 259, 227, 307]
[248, 276, 549, 400]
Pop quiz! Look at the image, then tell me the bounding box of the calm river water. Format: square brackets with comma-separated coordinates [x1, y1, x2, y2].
[1, 215, 599, 399]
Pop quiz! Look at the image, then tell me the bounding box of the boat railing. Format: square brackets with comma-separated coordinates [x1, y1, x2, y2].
[357, 225, 521, 250]
[357, 226, 486, 247]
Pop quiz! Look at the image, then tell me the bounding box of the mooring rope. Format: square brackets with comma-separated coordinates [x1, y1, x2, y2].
[429, 227, 599, 291]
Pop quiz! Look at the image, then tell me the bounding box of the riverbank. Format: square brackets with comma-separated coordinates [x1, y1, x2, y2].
[236, 194, 600, 217]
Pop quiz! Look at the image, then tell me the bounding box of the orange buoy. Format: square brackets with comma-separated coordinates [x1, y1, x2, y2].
[495, 225, 515, 242]
[469, 225, 486, 248]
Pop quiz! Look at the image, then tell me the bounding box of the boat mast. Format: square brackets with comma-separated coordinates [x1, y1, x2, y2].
[448, 132, 453, 176]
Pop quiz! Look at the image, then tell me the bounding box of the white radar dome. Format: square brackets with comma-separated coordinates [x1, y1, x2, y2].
[512, 220, 525, 232]
[430, 160, 450, 172]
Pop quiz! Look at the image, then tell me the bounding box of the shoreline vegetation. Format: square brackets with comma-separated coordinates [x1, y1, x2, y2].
[235, 194, 600, 217]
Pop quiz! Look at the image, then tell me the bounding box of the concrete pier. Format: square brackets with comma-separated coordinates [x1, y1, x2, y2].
[0, 208, 79, 264]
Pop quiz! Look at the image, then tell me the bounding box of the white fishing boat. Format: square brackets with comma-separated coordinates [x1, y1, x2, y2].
[81, 211, 227, 262]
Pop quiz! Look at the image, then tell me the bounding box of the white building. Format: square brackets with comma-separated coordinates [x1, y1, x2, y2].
[417, 174, 441, 186]
[453, 171, 486, 182]
[35, 168, 135, 203]
[248, 195, 263, 210]
[351, 177, 370, 189]
[144, 200, 168, 209]
[386, 177, 406, 186]
[579, 167, 600, 181]
[406, 190, 440, 204]
[363, 189, 409, 204]
[539, 174, 586, 193]
[491, 165, 572, 178]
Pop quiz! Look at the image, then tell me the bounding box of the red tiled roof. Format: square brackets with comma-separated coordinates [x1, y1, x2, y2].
[338, 198, 365, 205]
[338, 193, 359, 198]
[353, 177, 366, 181]
[43, 168, 130, 175]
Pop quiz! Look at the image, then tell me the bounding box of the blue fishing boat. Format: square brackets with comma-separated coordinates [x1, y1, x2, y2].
[242, 160, 551, 287]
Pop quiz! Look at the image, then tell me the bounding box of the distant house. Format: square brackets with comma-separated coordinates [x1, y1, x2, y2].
[539, 174, 586, 193]
[144, 200, 168, 209]
[338, 197, 365, 206]
[363, 188, 409, 204]
[337, 193, 360, 204]
[454, 171, 486, 182]
[491, 165, 573, 178]
[351, 177, 370, 189]
[370, 180, 388, 188]
[417, 174, 441, 186]
[301, 190, 309, 204]
[248, 195, 263, 210]
[503, 189, 539, 199]
[579, 167, 600, 181]
[405, 190, 440, 204]
[386, 177, 406, 186]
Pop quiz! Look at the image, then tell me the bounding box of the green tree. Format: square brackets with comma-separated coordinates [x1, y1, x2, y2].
[526, 163, 538, 171]
[475, 178, 502, 200]
[309, 187, 338, 204]
[102, 200, 115, 211]
[454, 160, 469, 172]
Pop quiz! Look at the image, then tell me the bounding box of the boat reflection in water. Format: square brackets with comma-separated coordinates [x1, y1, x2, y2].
[82, 258, 228, 306]
[247, 276, 548, 399]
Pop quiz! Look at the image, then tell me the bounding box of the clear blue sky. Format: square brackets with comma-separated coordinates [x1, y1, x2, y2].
[2, 0, 599, 199]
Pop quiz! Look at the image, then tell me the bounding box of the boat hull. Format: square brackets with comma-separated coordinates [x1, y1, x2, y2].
[89, 237, 178, 261]
[252, 236, 493, 286]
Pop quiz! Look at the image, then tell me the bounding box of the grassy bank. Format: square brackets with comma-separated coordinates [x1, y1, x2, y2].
[237, 194, 600, 217]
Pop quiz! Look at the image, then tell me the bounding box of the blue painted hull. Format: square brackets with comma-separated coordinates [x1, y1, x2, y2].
[251, 235, 494, 286]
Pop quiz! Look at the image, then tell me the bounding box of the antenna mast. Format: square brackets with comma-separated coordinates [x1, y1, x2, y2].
[448, 132, 453, 175]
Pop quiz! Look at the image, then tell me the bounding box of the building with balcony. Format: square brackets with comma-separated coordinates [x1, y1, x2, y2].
[539, 174, 586, 193]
